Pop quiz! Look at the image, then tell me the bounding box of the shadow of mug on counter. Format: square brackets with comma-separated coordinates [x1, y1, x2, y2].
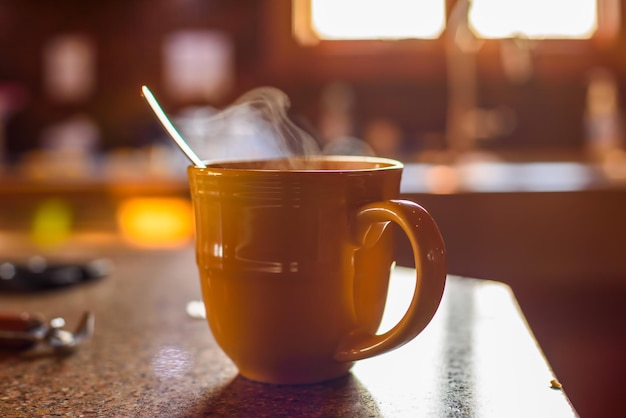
[193, 373, 382, 416]
[187, 156, 446, 384]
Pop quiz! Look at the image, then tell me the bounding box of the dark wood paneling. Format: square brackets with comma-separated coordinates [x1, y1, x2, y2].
[2, 0, 626, 157]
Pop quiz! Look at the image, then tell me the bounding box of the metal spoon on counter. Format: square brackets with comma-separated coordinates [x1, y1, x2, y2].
[141, 85, 206, 168]
[0, 311, 94, 354]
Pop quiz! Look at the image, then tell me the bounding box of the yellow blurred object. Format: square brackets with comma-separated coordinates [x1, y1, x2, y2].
[117, 198, 193, 249]
[31, 199, 73, 249]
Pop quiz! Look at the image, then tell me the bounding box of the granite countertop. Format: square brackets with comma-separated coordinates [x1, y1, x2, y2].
[0, 246, 577, 417]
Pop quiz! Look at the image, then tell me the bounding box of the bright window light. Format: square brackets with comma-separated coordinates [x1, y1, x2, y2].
[310, 0, 446, 40]
[469, 0, 598, 39]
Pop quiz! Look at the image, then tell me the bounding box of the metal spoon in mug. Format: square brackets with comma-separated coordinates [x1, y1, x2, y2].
[141, 85, 206, 168]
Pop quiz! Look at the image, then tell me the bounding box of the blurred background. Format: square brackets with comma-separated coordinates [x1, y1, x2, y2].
[1, 1, 625, 415]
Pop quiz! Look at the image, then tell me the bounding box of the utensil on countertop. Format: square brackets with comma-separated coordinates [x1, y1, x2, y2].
[141, 85, 206, 168]
[0, 257, 112, 292]
[0, 311, 94, 353]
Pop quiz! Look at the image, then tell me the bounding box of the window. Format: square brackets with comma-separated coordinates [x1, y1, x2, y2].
[307, 0, 445, 40]
[275, 1, 620, 81]
[295, 0, 617, 43]
[469, 0, 598, 39]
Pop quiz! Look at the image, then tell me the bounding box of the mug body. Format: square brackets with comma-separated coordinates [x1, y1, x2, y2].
[188, 156, 403, 384]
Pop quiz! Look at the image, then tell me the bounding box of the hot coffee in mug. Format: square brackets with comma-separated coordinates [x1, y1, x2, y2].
[188, 156, 446, 384]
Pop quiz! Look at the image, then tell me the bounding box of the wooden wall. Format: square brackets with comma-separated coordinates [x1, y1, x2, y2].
[1, 0, 626, 159]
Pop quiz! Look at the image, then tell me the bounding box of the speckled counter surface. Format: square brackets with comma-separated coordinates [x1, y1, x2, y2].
[0, 246, 577, 417]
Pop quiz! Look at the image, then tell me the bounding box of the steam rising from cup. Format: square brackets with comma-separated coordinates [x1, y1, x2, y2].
[144, 85, 379, 169]
[230, 87, 321, 160]
[166, 87, 322, 168]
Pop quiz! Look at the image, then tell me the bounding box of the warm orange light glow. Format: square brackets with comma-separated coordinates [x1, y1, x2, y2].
[117, 198, 193, 249]
[469, 0, 598, 39]
[310, 0, 445, 40]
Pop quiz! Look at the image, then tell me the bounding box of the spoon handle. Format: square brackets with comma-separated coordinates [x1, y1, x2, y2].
[141, 85, 206, 168]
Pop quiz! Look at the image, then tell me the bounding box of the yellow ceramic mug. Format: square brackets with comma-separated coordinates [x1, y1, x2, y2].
[188, 156, 446, 384]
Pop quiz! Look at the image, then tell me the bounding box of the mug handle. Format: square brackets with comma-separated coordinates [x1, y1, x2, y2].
[334, 199, 446, 362]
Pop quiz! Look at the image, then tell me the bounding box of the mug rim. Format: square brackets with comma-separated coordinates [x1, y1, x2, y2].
[190, 155, 404, 173]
